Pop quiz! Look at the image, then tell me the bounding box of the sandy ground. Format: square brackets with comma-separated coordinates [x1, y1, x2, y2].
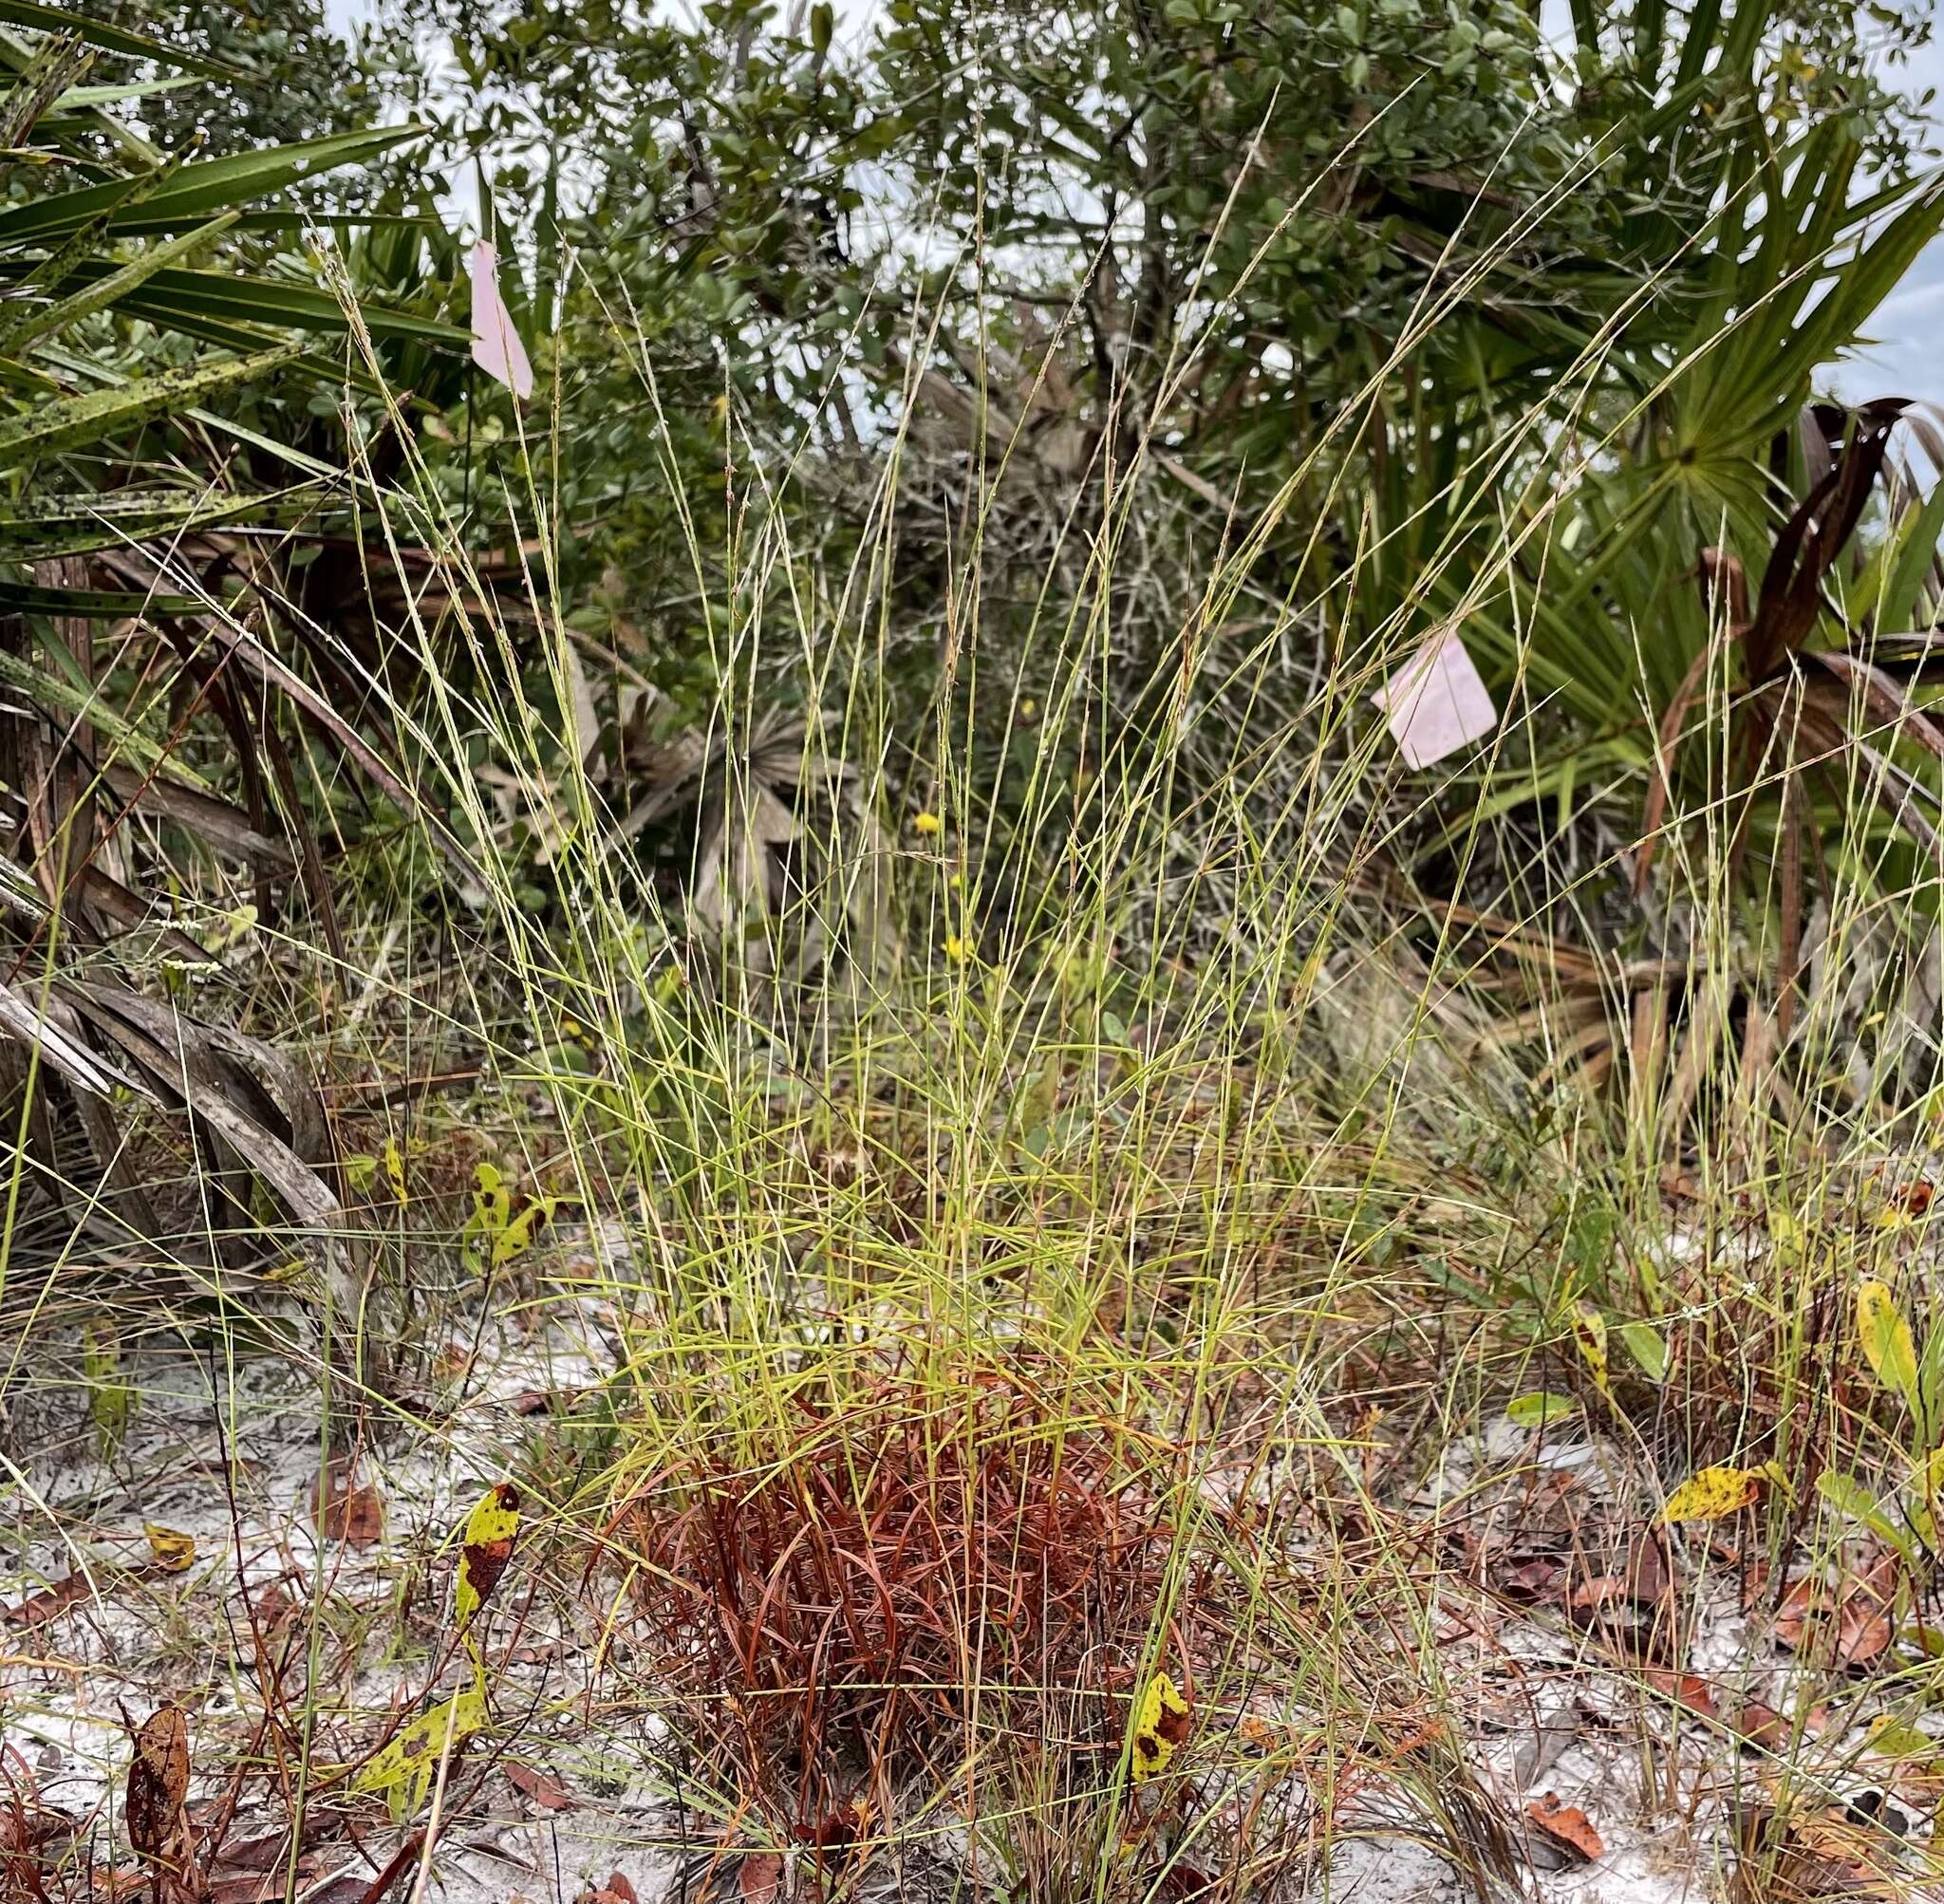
[2, 1293, 1934, 1904]
[0, 1285, 694, 1904]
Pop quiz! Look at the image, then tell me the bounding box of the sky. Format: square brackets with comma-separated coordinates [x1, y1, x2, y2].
[320, 0, 1944, 401]
[1830, 34, 1944, 403]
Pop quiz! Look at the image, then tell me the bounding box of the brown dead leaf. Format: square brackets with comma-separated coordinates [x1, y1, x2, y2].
[1569, 1573, 1625, 1612]
[125, 1704, 189, 1863]
[1497, 1556, 1563, 1601]
[207, 1858, 324, 1904]
[84, 1869, 146, 1901]
[1834, 1558, 1897, 1668]
[504, 1760, 576, 1812]
[314, 1467, 383, 1549]
[1625, 1527, 1674, 1607]
[1733, 1801, 1904, 1903]
[739, 1853, 782, 1902]
[1525, 1793, 1604, 1863]
[5, 1572, 97, 1627]
[576, 1876, 640, 1904]
[1643, 1670, 1718, 1718]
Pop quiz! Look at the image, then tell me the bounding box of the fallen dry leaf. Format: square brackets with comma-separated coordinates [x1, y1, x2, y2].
[143, 1523, 196, 1574]
[1732, 1801, 1905, 1903]
[1642, 1670, 1718, 1718]
[4, 1572, 96, 1627]
[207, 1858, 325, 1904]
[1525, 1793, 1604, 1863]
[1569, 1573, 1625, 1612]
[456, 1482, 519, 1639]
[576, 1875, 640, 1904]
[1131, 1671, 1191, 1782]
[314, 1467, 384, 1549]
[125, 1704, 189, 1864]
[503, 1760, 576, 1812]
[739, 1853, 782, 1902]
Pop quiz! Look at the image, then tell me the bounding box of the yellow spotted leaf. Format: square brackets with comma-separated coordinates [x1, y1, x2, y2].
[383, 1137, 407, 1206]
[143, 1523, 196, 1574]
[1661, 1465, 1763, 1524]
[1507, 1392, 1579, 1428]
[455, 1482, 520, 1651]
[1570, 1304, 1611, 1396]
[469, 1162, 510, 1238]
[1866, 1715, 1939, 1764]
[204, 904, 257, 954]
[351, 1687, 484, 1820]
[489, 1196, 557, 1269]
[1858, 1279, 1920, 1405]
[1131, 1671, 1190, 1783]
[1858, 1711, 1935, 1773]
[84, 1316, 129, 1456]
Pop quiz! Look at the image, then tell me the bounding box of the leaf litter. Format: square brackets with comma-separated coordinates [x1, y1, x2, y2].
[0, 1275, 679, 1904]
[5, 1260, 1943, 1903]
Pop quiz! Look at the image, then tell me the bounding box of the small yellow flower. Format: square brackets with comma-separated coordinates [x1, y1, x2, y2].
[944, 934, 968, 961]
[913, 811, 944, 836]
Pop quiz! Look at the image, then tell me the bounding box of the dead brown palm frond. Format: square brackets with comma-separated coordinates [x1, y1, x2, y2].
[0, 41, 475, 1331]
[609, 711, 896, 983]
[1446, 398, 1944, 1144]
[1638, 401, 1922, 899]
[0, 642, 364, 1297]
